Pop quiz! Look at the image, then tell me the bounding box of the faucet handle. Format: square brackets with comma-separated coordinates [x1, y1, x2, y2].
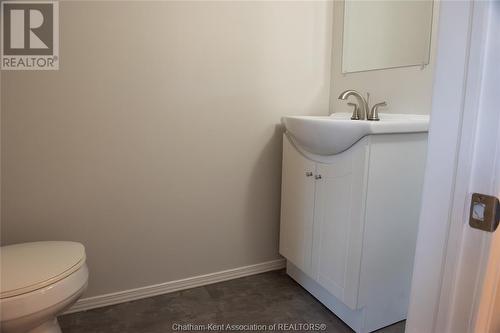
[368, 102, 387, 121]
[347, 102, 360, 120]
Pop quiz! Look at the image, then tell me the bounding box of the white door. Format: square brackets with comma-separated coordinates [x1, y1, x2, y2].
[279, 135, 316, 275]
[407, 1, 500, 333]
[475, 228, 500, 332]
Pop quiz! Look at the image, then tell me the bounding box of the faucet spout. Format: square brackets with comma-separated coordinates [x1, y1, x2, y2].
[338, 90, 368, 120]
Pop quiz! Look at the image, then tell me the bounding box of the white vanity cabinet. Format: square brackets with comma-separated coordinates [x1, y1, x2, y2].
[279, 132, 427, 333]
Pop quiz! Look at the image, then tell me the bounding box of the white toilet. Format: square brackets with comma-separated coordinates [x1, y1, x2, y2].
[0, 242, 88, 333]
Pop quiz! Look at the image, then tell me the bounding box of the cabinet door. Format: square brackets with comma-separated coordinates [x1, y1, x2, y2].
[280, 135, 316, 275]
[311, 139, 369, 309]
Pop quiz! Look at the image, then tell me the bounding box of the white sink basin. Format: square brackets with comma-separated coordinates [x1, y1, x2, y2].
[282, 113, 429, 156]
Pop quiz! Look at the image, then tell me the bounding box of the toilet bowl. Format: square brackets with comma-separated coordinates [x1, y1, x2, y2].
[0, 242, 89, 333]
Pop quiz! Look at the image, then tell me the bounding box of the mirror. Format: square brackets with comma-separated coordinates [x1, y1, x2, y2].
[342, 0, 433, 73]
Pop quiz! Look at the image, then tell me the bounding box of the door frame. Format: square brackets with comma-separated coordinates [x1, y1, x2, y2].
[406, 1, 499, 332]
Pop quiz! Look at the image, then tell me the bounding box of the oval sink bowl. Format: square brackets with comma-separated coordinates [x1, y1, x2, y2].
[282, 113, 429, 156]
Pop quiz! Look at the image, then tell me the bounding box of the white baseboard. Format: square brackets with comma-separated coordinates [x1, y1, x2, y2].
[65, 258, 286, 314]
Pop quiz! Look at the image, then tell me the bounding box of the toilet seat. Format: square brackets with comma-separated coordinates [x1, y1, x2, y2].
[1, 242, 88, 333]
[1, 242, 86, 299]
[0, 264, 88, 323]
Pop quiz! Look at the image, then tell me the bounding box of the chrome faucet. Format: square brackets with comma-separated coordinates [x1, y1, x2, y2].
[338, 90, 369, 120]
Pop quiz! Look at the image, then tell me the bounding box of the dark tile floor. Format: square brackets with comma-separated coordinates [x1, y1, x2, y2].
[60, 270, 405, 333]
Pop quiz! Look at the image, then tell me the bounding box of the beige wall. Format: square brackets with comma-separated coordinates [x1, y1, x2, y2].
[330, 1, 439, 115]
[1, 1, 333, 297]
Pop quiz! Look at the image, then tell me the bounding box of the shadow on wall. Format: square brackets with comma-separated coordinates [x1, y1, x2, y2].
[242, 124, 284, 262]
[239, 0, 334, 260]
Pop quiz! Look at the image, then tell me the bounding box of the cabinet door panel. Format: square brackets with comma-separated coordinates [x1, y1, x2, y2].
[280, 135, 316, 275]
[314, 176, 352, 294]
[312, 139, 369, 309]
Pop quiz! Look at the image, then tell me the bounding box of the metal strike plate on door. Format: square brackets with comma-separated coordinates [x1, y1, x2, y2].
[469, 193, 500, 232]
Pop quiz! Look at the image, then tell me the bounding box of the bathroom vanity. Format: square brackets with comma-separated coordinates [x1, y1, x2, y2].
[279, 113, 428, 333]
